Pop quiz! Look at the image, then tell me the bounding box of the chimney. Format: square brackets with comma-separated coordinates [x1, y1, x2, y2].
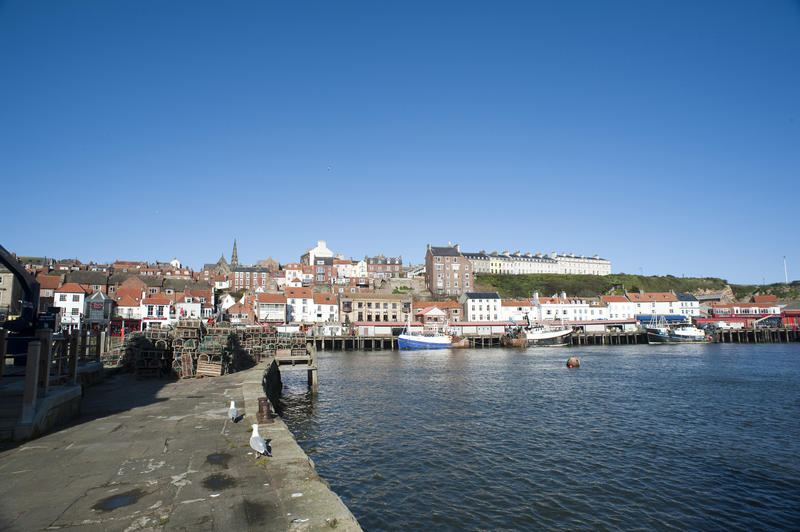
[560, 291, 567, 299]
[533, 291, 540, 304]
[427, 243, 431, 252]
[455, 243, 460, 252]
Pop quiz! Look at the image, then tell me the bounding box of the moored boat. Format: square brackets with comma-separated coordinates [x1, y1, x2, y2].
[398, 317, 453, 350]
[646, 320, 712, 344]
[397, 332, 453, 349]
[524, 324, 573, 347]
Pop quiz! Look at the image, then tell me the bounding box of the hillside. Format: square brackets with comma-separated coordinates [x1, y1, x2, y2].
[474, 273, 729, 299]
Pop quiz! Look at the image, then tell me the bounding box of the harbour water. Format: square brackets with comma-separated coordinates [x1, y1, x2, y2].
[280, 344, 800, 531]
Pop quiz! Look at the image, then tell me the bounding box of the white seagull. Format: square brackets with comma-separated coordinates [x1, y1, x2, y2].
[250, 424, 271, 457]
[228, 401, 238, 422]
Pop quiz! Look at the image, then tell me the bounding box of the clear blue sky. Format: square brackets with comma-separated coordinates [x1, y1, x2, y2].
[1, 1, 798, 283]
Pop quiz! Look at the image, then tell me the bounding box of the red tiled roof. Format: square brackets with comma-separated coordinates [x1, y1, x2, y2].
[501, 300, 535, 307]
[37, 274, 62, 290]
[313, 294, 336, 305]
[116, 295, 139, 307]
[142, 295, 171, 305]
[55, 282, 90, 294]
[753, 295, 777, 303]
[601, 295, 630, 303]
[284, 287, 312, 299]
[257, 293, 287, 304]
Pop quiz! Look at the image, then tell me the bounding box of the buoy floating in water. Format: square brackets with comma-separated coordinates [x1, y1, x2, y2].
[566, 357, 580, 368]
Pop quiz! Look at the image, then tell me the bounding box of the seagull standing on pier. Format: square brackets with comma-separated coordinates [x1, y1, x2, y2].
[228, 401, 239, 422]
[250, 424, 271, 457]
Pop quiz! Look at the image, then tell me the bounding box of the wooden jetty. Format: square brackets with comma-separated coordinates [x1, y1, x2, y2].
[712, 327, 799, 344]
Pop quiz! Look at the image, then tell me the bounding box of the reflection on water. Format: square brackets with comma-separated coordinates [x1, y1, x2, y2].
[281, 344, 800, 531]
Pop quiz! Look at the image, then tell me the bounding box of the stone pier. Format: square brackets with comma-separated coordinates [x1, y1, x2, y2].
[0, 361, 361, 531]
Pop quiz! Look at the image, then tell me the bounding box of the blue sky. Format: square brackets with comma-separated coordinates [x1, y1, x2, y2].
[1, 1, 798, 283]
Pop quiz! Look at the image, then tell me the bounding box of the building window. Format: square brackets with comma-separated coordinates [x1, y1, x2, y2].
[59, 294, 67, 302]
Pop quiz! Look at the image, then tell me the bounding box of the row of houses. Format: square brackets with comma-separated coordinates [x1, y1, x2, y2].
[425, 243, 612, 297]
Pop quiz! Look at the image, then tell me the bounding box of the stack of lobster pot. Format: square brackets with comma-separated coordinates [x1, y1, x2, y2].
[171, 319, 203, 378]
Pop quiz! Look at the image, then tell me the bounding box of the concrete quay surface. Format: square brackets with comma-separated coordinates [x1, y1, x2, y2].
[0, 362, 361, 532]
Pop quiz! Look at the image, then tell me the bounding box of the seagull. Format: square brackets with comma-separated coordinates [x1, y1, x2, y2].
[228, 401, 238, 422]
[250, 424, 271, 457]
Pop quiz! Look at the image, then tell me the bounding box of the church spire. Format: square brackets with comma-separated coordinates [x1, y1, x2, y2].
[232, 238, 239, 267]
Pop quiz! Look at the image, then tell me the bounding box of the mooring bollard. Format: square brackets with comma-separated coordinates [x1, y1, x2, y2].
[257, 396, 274, 424]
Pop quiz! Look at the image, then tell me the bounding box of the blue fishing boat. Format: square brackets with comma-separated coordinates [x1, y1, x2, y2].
[397, 317, 453, 349]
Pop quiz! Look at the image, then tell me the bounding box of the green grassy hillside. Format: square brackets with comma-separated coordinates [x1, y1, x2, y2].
[475, 273, 728, 299]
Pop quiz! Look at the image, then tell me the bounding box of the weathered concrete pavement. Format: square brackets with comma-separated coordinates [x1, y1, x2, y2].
[0, 362, 361, 531]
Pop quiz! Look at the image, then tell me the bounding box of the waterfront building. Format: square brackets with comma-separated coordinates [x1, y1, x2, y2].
[425, 243, 472, 296]
[601, 295, 636, 320]
[627, 291, 679, 316]
[339, 293, 411, 324]
[254, 293, 287, 323]
[54, 282, 91, 332]
[411, 300, 463, 322]
[285, 287, 315, 323]
[535, 292, 599, 322]
[313, 293, 339, 322]
[460, 292, 501, 321]
[703, 302, 781, 318]
[499, 299, 536, 323]
[415, 306, 448, 332]
[676, 293, 701, 317]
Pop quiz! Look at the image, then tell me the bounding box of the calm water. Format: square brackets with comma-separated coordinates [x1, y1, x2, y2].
[280, 344, 800, 531]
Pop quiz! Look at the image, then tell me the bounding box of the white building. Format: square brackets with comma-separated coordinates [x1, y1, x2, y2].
[627, 292, 679, 317]
[535, 292, 592, 322]
[460, 292, 501, 321]
[463, 250, 611, 276]
[601, 295, 637, 320]
[500, 299, 536, 323]
[676, 293, 701, 317]
[140, 294, 172, 329]
[313, 293, 339, 322]
[335, 259, 367, 279]
[255, 293, 287, 323]
[54, 283, 90, 332]
[219, 294, 237, 311]
[285, 287, 314, 323]
[175, 297, 202, 320]
[113, 294, 142, 320]
[301, 240, 334, 266]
